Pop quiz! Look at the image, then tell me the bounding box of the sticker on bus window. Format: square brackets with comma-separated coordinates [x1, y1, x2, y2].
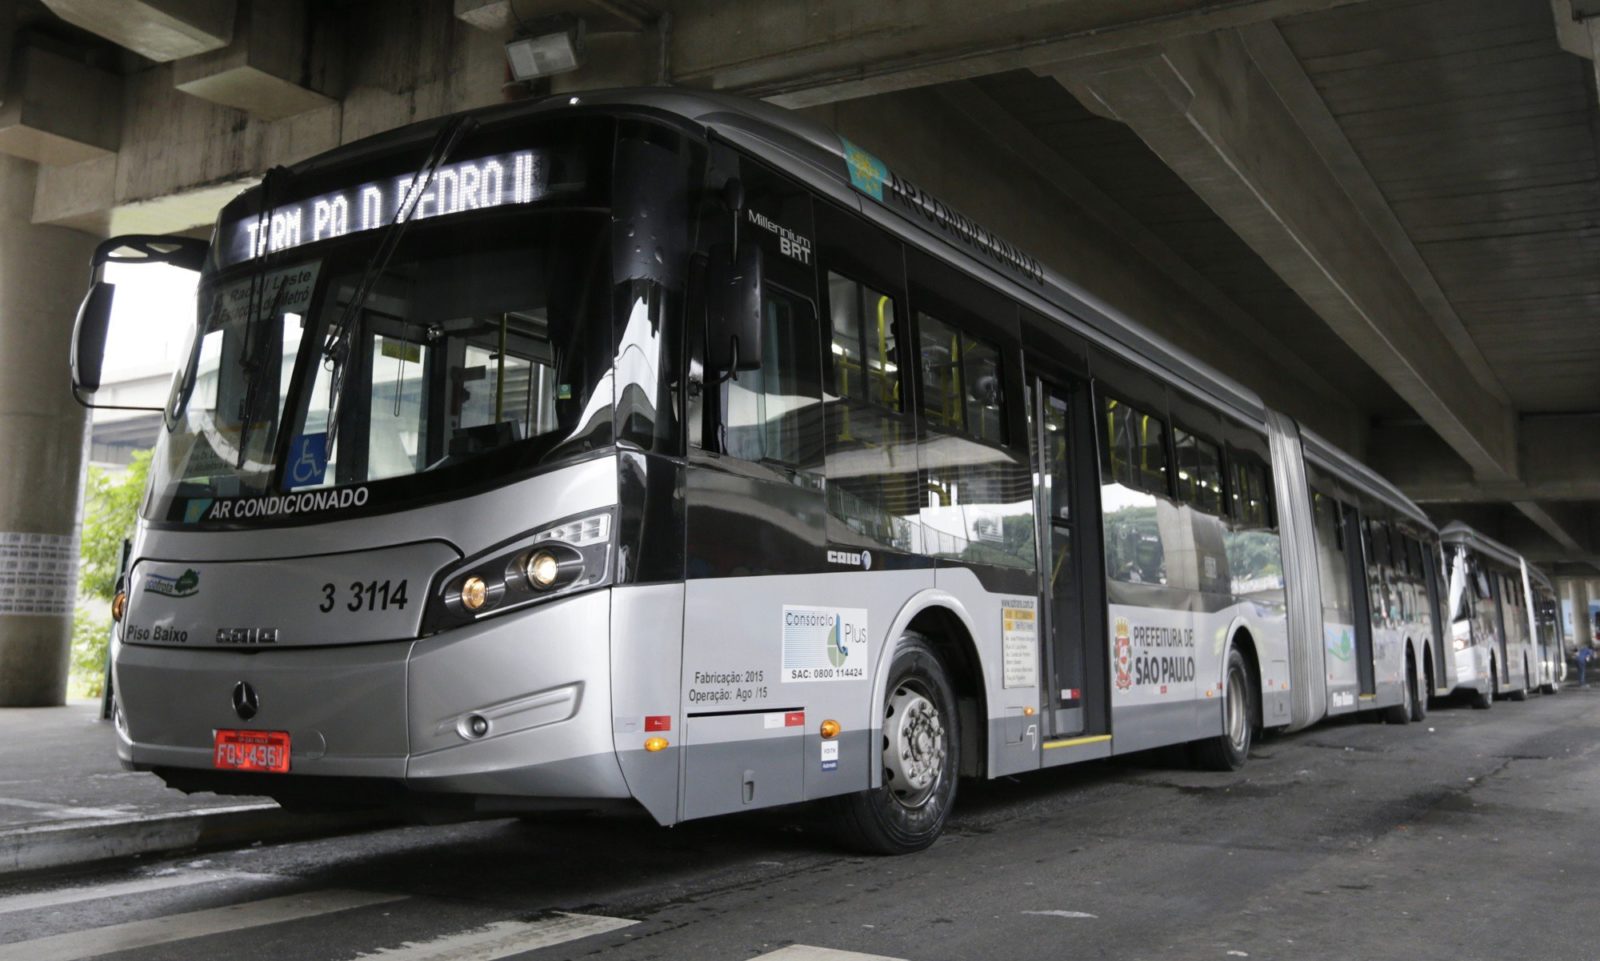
[379, 336, 421, 363]
[284, 433, 328, 489]
[1002, 598, 1038, 689]
[781, 606, 868, 683]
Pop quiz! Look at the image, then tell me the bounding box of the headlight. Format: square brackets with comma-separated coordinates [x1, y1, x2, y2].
[423, 510, 612, 634]
[525, 551, 560, 589]
[460, 576, 489, 610]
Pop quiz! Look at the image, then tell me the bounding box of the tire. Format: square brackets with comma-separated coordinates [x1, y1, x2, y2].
[1508, 658, 1529, 701]
[1470, 661, 1496, 710]
[1192, 648, 1253, 771]
[1410, 660, 1430, 723]
[832, 633, 959, 855]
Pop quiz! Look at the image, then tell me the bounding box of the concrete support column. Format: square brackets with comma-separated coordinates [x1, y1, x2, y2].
[1575, 579, 1595, 645]
[0, 154, 99, 706]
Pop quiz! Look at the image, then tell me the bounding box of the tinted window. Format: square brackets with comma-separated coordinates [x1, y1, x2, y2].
[829, 272, 901, 411]
[821, 266, 919, 554]
[918, 314, 1007, 445]
[1229, 454, 1272, 529]
[1174, 428, 1225, 515]
[721, 285, 822, 468]
[1103, 396, 1169, 495]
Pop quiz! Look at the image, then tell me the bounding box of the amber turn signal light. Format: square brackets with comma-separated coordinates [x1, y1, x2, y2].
[111, 591, 127, 623]
[819, 719, 841, 739]
[644, 737, 669, 752]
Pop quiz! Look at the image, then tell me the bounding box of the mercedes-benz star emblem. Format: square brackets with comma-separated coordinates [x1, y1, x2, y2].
[231, 681, 259, 721]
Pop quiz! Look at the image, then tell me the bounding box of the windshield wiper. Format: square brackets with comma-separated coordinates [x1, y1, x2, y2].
[318, 115, 478, 458]
[232, 273, 295, 469]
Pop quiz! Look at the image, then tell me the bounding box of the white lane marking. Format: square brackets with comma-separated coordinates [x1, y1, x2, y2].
[0, 889, 406, 961]
[0, 797, 130, 820]
[753, 948, 910, 961]
[0, 870, 282, 916]
[1022, 909, 1098, 918]
[350, 912, 637, 960]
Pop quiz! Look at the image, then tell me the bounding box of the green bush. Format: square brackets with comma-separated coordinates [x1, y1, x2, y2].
[70, 607, 111, 699]
[70, 450, 151, 697]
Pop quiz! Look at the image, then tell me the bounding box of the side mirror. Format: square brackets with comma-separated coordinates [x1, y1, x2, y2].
[70, 281, 116, 402]
[68, 233, 209, 409]
[706, 242, 763, 374]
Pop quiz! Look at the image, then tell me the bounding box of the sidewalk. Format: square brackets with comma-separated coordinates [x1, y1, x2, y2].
[0, 700, 381, 877]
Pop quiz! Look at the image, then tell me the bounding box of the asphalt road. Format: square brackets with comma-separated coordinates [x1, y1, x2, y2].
[2, 688, 1595, 961]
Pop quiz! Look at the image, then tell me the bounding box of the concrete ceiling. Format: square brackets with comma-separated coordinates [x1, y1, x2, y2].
[7, 0, 1599, 573]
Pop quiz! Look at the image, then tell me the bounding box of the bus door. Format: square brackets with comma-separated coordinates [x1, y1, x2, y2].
[1032, 375, 1107, 739]
[1342, 505, 1377, 696]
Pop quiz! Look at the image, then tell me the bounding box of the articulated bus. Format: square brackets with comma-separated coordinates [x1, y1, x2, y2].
[1440, 522, 1560, 703]
[71, 90, 1460, 853]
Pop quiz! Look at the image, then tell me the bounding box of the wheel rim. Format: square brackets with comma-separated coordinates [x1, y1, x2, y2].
[883, 681, 947, 809]
[1225, 666, 1248, 752]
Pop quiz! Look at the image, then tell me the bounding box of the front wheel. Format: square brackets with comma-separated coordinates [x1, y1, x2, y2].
[1192, 648, 1252, 771]
[832, 633, 959, 855]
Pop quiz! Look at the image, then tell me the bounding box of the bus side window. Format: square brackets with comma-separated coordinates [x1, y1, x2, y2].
[719, 285, 822, 471]
[1228, 453, 1271, 529]
[829, 271, 901, 412]
[1101, 395, 1169, 496]
[1174, 428, 1225, 515]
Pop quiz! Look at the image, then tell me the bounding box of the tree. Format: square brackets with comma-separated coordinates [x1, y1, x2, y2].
[79, 451, 151, 602]
[72, 451, 150, 697]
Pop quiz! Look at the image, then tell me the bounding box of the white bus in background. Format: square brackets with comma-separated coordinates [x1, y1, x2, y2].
[1440, 522, 1550, 704]
[68, 89, 1465, 854]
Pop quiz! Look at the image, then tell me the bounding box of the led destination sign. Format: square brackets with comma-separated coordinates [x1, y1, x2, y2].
[224, 150, 550, 265]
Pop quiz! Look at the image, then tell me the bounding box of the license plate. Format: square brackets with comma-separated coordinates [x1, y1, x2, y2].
[213, 729, 291, 773]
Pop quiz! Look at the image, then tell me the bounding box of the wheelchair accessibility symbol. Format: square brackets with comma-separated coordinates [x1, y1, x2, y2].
[285, 433, 328, 488]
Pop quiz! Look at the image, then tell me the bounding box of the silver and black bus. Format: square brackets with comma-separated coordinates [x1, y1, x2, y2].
[71, 89, 1454, 853]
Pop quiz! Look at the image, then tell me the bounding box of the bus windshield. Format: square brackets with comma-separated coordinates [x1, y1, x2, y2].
[147, 208, 614, 522]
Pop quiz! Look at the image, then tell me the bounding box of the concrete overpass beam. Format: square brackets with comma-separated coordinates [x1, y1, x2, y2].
[661, 0, 1382, 108]
[1514, 501, 1589, 556]
[0, 43, 121, 166]
[172, 1, 337, 121]
[1380, 416, 1600, 504]
[1048, 27, 1518, 479]
[454, 0, 517, 32]
[41, 0, 235, 63]
[0, 155, 99, 707]
[1552, 0, 1600, 101]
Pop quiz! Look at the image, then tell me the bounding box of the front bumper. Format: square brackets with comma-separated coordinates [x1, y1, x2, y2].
[114, 589, 632, 813]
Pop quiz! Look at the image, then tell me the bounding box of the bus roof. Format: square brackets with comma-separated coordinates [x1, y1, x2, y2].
[1440, 521, 1525, 571]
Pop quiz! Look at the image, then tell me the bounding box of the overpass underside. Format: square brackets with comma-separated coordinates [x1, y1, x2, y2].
[2, 0, 1598, 702]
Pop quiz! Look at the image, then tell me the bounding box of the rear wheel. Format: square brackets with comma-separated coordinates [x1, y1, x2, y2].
[832, 633, 959, 855]
[1192, 648, 1252, 771]
[1410, 659, 1430, 722]
[1384, 658, 1414, 724]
